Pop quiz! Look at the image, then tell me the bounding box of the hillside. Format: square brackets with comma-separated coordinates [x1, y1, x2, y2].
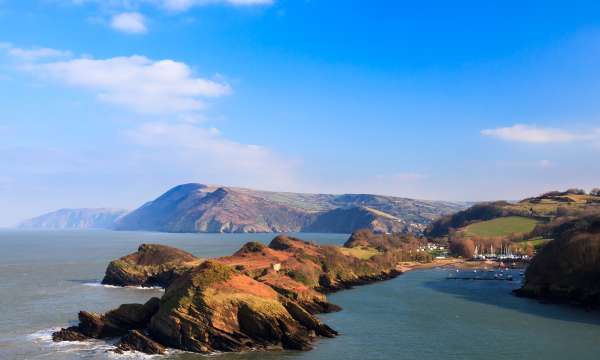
[115, 183, 466, 234]
[426, 189, 600, 238]
[19, 208, 128, 230]
[461, 216, 540, 238]
[515, 212, 600, 307]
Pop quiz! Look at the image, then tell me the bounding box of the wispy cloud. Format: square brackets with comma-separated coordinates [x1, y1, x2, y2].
[20, 53, 230, 115]
[481, 124, 600, 144]
[0, 42, 71, 61]
[110, 12, 147, 34]
[126, 122, 299, 190]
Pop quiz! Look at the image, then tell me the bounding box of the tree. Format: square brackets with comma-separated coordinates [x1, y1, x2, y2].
[449, 238, 475, 258]
[526, 243, 534, 257]
[590, 188, 600, 196]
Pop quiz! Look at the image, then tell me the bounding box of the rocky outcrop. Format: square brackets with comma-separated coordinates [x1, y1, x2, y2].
[53, 297, 161, 342]
[52, 327, 88, 342]
[114, 183, 466, 234]
[515, 213, 600, 308]
[102, 244, 202, 287]
[115, 330, 166, 355]
[147, 260, 336, 353]
[57, 231, 431, 355]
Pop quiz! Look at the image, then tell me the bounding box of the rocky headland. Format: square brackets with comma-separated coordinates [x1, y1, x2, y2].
[514, 212, 600, 308]
[19, 208, 128, 230]
[54, 230, 429, 355]
[102, 244, 202, 287]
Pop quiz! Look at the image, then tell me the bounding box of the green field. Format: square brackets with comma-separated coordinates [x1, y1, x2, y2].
[462, 216, 539, 238]
[339, 246, 381, 260]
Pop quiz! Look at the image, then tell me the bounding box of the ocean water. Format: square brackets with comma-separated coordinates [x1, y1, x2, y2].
[2, 230, 600, 360]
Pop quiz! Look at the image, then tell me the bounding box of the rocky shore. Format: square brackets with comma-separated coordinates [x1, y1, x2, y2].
[54, 231, 426, 355]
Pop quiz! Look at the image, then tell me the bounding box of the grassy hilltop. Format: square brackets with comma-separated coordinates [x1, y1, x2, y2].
[425, 188, 600, 257]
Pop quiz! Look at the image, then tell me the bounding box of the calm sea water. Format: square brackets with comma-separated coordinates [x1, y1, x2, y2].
[2, 230, 600, 360]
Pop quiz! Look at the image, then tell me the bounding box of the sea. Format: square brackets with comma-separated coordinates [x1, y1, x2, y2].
[1, 229, 600, 360]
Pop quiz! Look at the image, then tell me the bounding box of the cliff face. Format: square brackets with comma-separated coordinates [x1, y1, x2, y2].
[148, 260, 336, 353]
[515, 213, 600, 307]
[115, 183, 465, 234]
[56, 231, 426, 355]
[19, 208, 128, 230]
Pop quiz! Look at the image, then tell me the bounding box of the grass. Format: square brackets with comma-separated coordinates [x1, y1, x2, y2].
[461, 216, 539, 238]
[517, 236, 552, 251]
[339, 246, 381, 260]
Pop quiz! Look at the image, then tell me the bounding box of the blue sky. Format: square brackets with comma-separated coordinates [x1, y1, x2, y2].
[1, 0, 600, 226]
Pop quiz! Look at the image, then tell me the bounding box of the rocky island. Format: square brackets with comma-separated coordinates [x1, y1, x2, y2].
[53, 230, 429, 355]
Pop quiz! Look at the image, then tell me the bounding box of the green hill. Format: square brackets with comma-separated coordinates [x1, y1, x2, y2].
[426, 188, 600, 238]
[461, 216, 539, 238]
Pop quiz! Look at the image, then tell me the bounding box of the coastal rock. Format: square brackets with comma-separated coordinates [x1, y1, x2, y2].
[58, 231, 427, 355]
[53, 297, 161, 341]
[115, 330, 166, 355]
[78, 311, 127, 338]
[102, 244, 202, 287]
[104, 297, 161, 329]
[52, 326, 88, 342]
[148, 260, 335, 353]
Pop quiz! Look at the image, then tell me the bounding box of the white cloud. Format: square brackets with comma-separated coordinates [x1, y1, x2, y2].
[28, 54, 230, 114]
[539, 159, 553, 168]
[110, 12, 147, 34]
[481, 124, 599, 144]
[68, 0, 272, 11]
[161, 0, 272, 11]
[126, 122, 299, 190]
[0, 42, 71, 61]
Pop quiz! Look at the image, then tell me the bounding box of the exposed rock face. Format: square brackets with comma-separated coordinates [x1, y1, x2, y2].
[515, 213, 600, 307]
[115, 183, 466, 234]
[19, 208, 127, 230]
[52, 297, 161, 342]
[53, 296, 161, 344]
[148, 260, 335, 353]
[102, 244, 202, 287]
[115, 330, 166, 355]
[52, 327, 88, 342]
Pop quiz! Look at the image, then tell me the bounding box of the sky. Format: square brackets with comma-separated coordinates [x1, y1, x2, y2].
[1, 1, 600, 226]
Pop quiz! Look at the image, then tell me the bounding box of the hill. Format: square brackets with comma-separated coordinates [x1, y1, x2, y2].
[461, 216, 540, 238]
[115, 183, 466, 234]
[515, 212, 600, 308]
[19, 208, 128, 230]
[426, 189, 600, 238]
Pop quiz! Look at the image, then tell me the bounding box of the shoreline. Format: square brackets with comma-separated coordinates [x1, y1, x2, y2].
[397, 258, 526, 273]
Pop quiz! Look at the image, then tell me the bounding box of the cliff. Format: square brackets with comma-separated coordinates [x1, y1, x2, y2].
[18, 208, 128, 230]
